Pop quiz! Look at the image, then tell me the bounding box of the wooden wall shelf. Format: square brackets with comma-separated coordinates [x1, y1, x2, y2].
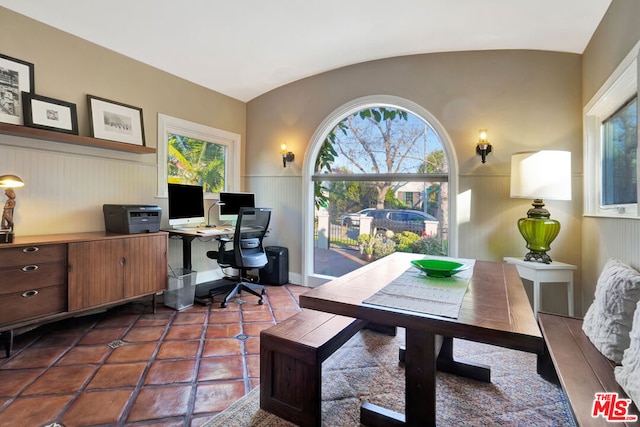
[0, 122, 156, 154]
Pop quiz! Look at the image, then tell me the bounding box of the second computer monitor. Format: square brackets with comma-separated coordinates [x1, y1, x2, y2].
[219, 192, 255, 225]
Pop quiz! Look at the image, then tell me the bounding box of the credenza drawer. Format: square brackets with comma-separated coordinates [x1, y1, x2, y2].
[0, 244, 66, 268]
[0, 262, 67, 295]
[0, 284, 67, 325]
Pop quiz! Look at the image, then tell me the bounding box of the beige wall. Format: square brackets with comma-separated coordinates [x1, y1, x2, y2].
[582, 0, 640, 104]
[247, 50, 583, 313]
[580, 0, 640, 312]
[0, 8, 245, 279]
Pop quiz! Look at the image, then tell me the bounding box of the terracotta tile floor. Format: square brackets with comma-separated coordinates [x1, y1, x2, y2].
[0, 284, 307, 427]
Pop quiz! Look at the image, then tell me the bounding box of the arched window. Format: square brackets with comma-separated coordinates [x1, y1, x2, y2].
[302, 96, 458, 286]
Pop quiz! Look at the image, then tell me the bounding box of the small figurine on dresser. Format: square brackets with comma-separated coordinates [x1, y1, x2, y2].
[0, 174, 24, 244]
[2, 188, 16, 229]
[1, 188, 16, 243]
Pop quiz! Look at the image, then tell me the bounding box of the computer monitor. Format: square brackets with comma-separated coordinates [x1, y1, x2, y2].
[219, 192, 255, 225]
[167, 183, 205, 228]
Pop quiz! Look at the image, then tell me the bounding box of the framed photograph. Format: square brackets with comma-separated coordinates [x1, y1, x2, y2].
[87, 95, 145, 146]
[0, 53, 35, 125]
[22, 92, 78, 135]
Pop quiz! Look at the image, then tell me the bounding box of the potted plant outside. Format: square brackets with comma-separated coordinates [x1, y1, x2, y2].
[357, 234, 375, 261]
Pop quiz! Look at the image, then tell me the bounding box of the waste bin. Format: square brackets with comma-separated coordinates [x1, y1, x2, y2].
[164, 268, 197, 310]
[259, 246, 289, 285]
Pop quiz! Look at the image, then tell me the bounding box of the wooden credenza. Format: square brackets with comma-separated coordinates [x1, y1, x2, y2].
[0, 231, 168, 356]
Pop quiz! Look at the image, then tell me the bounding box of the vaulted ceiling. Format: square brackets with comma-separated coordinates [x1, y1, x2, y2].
[0, 0, 612, 102]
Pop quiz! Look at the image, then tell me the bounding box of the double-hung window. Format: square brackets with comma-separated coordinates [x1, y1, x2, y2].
[584, 43, 639, 218]
[601, 97, 637, 210]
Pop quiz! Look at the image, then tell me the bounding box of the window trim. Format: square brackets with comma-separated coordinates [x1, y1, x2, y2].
[156, 113, 241, 198]
[584, 41, 640, 218]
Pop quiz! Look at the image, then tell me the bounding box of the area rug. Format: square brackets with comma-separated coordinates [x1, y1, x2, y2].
[204, 329, 576, 426]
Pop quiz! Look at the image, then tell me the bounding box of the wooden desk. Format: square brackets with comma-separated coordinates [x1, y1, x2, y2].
[299, 252, 543, 427]
[162, 227, 234, 271]
[163, 227, 235, 305]
[164, 226, 267, 305]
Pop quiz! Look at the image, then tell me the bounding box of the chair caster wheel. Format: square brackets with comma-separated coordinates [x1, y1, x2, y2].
[258, 299, 264, 305]
[261, 289, 266, 295]
[221, 302, 227, 308]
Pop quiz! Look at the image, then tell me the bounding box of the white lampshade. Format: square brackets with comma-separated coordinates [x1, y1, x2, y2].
[510, 151, 571, 200]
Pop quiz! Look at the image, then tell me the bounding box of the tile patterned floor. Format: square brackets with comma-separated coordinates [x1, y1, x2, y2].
[0, 284, 307, 427]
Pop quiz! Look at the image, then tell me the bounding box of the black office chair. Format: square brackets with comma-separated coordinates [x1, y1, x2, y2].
[207, 207, 272, 308]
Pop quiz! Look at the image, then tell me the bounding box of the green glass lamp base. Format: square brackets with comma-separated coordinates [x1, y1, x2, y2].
[517, 199, 560, 264]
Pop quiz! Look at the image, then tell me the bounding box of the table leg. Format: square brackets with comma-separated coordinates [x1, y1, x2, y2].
[436, 337, 491, 382]
[1, 330, 14, 358]
[533, 279, 541, 316]
[406, 328, 437, 426]
[399, 337, 490, 383]
[177, 235, 212, 307]
[180, 235, 196, 271]
[361, 328, 437, 427]
[567, 279, 574, 316]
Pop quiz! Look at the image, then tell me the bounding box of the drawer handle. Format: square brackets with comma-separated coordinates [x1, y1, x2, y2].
[22, 247, 39, 253]
[22, 265, 39, 272]
[21, 290, 39, 298]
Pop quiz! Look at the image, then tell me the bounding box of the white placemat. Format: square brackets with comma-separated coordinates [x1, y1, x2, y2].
[363, 257, 475, 318]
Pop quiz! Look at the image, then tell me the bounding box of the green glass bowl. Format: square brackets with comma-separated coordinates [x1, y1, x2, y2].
[410, 259, 469, 278]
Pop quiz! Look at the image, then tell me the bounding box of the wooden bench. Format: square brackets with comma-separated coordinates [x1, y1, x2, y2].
[260, 308, 367, 427]
[537, 312, 640, 426]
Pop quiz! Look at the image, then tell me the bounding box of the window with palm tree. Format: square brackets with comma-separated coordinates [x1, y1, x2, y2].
[167, 133, 226, 193]
[157, 114, 241, 198]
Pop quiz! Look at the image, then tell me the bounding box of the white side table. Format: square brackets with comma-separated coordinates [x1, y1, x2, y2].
[504, 257, 576, 316]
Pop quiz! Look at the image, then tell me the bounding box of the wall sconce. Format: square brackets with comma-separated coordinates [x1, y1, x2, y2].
[281, 143, 295, 168]
[476, 129, 492, 164]
[0, 174, 25, 244]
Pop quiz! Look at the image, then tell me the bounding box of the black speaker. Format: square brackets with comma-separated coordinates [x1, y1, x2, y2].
[260, 246, 289, 285]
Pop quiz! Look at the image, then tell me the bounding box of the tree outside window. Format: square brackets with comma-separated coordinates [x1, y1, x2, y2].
[602, 97, 637, 207]
[167, 133, 226, 194]
[313, 106, 449, 269]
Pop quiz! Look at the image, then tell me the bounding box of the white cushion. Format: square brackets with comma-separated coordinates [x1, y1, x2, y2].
[615, 300, 640, 406]
[582, 259, 640, 363]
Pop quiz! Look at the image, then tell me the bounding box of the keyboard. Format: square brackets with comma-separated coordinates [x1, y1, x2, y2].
[195, 228, 220, 236]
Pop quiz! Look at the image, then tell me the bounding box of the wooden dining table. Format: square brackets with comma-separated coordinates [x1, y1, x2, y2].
[299, 252, 544, 427]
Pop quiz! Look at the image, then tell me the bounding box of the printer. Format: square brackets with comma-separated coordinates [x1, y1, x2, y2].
[103, 204, 162, 234]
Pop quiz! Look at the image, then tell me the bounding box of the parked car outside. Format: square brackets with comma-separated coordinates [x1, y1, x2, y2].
[339, 208, 374, 227]
[369, 209, 438, 237]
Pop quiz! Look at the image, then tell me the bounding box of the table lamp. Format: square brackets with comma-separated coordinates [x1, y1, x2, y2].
[510, 151, 571, 263]
[0, 174, 25, 244]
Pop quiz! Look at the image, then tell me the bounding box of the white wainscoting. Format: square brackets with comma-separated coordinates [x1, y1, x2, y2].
[246, 175, 303, 284]
[582, 216, 640, 314]
[0, 136, 157, 236]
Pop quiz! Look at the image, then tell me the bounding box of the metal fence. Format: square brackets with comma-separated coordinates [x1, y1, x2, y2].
[314, 218, 448, 253]
[314, 221, 359, 249]
[328, 223, 359, 249]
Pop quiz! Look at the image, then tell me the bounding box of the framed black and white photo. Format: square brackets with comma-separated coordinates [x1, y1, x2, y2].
[87, 95, 145, 146]
[22, 92, 78, 135]
[0, 53, 35, 125]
